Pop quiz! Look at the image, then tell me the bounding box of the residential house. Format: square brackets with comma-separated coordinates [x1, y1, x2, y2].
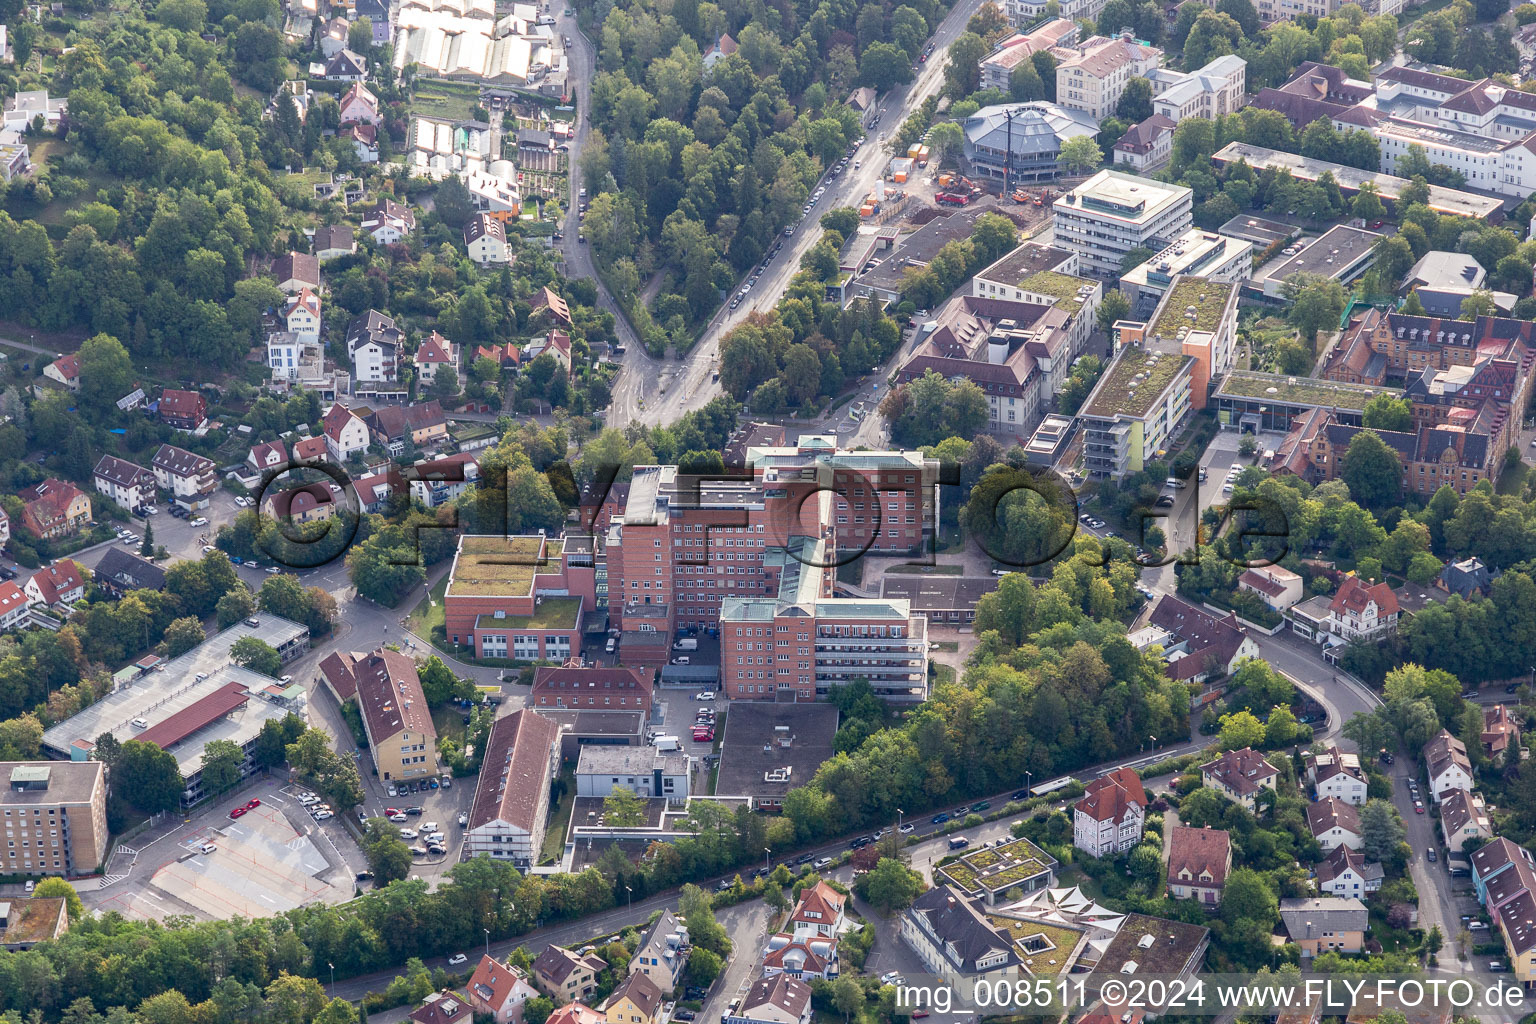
[531, 286, 573, 326]
[294, 435, 329, 463]
[701, 32, 737, 68]
[1483, 704, 1520, 761]
[787, 881, 847, 942]
[322, 48, 367, 81]
[1146, 595, 1260, 683]
[0, 581, 32, 631]
[342, 123, 380, 163]
[532, 946, 607, 1006]
[317, 650, 364, 703]
[43, 354, 79, 390]
[1315, 845, 1383, 899]
[476, 342, 522, 373]
[1307, 797, 1363, 852]
[1200, 747, 1279, 812]
[1237, 564, 1304, 611]
[1054, 33, 1164, 121]
[1073, 765, 1148, 858]
[1279, 897, 1367, 957]
[1438, 557, 1492, 599]
[353, 648, 439, 782]
[266, 330, 317, 384]
[629, 911, 690, 994]
[465, 212, 511, 264]
[0, 508, 8, 548]
[0, 142, 31, 183]
[546, 1006, 603, 1024]
[524, 329, 572, 373]
[356, 0, 392, 44]
[415, 332, 459, 383]
[1166, 825, 1231, 904]
[92, 548, 167, 600]
[2, 89, 66, 134]
[158, 388, 208, 431]
[24, 561, 86, 610]
[92, 455, 157, 510]
[726, 976, 812, 1024]
[354, 465, 405, 513]
[1498, 888, 1536, 987]
[603, 969, 662, 1024]
[1112, 114, 1177, 173]
[347, 309, 403, 383]
[761, 932, 837, 981]
[366, 401, 448, 451]
[900, 886, 1021, 986]
[313, 224, 357, 261]
[151, 444, 217, 510]
[273, 251, 322, 294]
[573, 747, 690, 805]
[1487, 856, 1536, 931]
[323, 403, 371, 462]
[530, 665, 653, 714]
[361, 197, 416, 243]
[1327, 576, 1400, 641]
[247, 440, 288, 476]
[339, 82, 381, 125]
[1425, 729, 1474, 803]
[1440, 788, 1492, 854]
[410, 453, 480, 508]
[284, 289, 322, 340]
[321, 17, 350, 56]
[467, 955, 540, 1024]
[410, 991, 470, 1024]
[19, 479, 92, 539]
[1087, 915, 1210, 1012]
[1472, 837, 1536, 905]
[263, 482, 338, 524]
[1307, 745, 1368, 805]
[464, 710, 562, 868]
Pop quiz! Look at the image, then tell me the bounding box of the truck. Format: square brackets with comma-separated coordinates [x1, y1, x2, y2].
[673, 637, 698, 651]
[654, 735, 682, 752]
[935, 192, 972, 206]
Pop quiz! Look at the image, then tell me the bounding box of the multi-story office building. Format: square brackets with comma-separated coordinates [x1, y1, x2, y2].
[1147, 55, 1247, 122]
[1054, 33, 1163, 121]
[1052, 170, 1193, 279]
[1120, 230, 1253, 318]
[443, 534, 595, 661]
[0, 762, 109, 877]
[1078, 329, 1195, 480]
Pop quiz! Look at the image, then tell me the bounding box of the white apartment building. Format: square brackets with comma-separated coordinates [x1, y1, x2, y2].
[1148, 55, 1246, 122]
[1259, 0, 1400, 24]
[573, 747, 690, 806]
[1055, 33, 1163, 121]
[267, 331, 321, 383]
[1053, 169, 1193, 279]
[150, 444, 217, 510]
[92, 455, 157, 510]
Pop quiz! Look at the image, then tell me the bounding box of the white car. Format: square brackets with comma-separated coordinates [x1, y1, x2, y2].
[202, 545, 216, 553]
[265, 566, 280, 574]
[449, 954, 469, 967]
[426, 832, 445, 843]
[314, 810, 333, 820]
[399, 828, 418, 839]
[389, 812, 408, 823]
[189, 517, 207, 527]
[695, 690, 716, 701]
[298, 793, 319, 805]
[387, 784, 398, 796]
[457, 813, 468, 827]
[234, 496, 250, 507]
[880, 971, 902, 986]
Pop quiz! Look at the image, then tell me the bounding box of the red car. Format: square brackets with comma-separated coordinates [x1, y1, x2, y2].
[229, 807, 246, 819]
[246, 799, 261, 810]
[386, 808, 403, 816]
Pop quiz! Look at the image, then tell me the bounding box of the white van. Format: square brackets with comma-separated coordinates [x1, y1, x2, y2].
[653, 735, 681, 752]
[200, 843, 216, 854]
[605, 637, 616, 654]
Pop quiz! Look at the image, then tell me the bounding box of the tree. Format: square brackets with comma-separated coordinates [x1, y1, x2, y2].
[855, 857, 925, 915]
[1059, 135, 1103, 175]
[200, 738, 245, 796]
[78, 333, 135, 420]
[859, 42, 914, 92]
[1120, 246, 1155, 275]
[1341, 429, 1403, 510]
[163, 616, 205, 657]
[1116, 77, 1153, 122]
[216, 586, 257, 629]
[944, 32, 987, 98]
[231, 636, 282, 676]
[1362, 394, 1413, 433]
[154, 0, 207, 31]
[1217, 710, 1266, 750]
[1360, 798, 1405, 862]
[361, 818, 414, 882]
[603, 786, 646, 827]
[832, 977, 864, 1022]
[684, 948, 722, 988]
[1282, 272, 1347, 351]
[115, 740, 185, 813]
[1460, 289, 1497, 320]
[1343, 710, 1394, 756]
[348, 18, 373, 53]
[1096, 290, 1131, 332]
[31, 877, 84, 921]
[1352, 183, 1385, 223]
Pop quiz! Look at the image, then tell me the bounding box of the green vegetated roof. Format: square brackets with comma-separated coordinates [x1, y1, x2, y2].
[1082, 347, 1191, 419]
[1217, 370, 1392, 411]
[1150, 278, 1233, 338]
[986, 916, 1082, 975]
[1019, 271, 1093, 313]
[448, 536, 548, 596]
[937, 837, 1055, 895]
[474, 597, 582, 630]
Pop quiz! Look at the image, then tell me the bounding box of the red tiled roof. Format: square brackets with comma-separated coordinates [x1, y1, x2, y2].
[1330, 576, 1399, 618]
[1075, 766, 1147, 823]
[1167, 825, 1230, 887]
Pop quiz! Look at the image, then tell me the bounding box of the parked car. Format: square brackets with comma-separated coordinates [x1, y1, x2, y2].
[246, 799, 261, 810]
[813, 856, 833, 869]
[449, 954, 468, 966]
[931, 812, 949, 824]
[229, 807, 246, 819]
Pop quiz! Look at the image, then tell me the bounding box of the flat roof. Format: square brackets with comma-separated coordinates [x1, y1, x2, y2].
[1056, 169, 1191, 226]
[1212, 142, 1505, 220]
[0, 761, 102, 807]
[447, 535, 549, 597]
[854, 208, 1007, 293]
[1122, 230, 1252, 290]
[1218, 214, 1297, 248]
[715, 703, 839, 801]
[41, 617, 309, 766]
[937, 836, 1057, 894]
[976, 243, 1077, 286]
[1081, 345, 1193, 419]
[537, 709, 647, 737]
[1148, 278, 1234, 338]
[1215, 370, 1395, 411]
[474, 597, 581, 630]
[1016, 271, 1096, 313]
[136, 681, 251, 749]
[879, 575, 1001, 611]
[1256, 224, 1380, 285]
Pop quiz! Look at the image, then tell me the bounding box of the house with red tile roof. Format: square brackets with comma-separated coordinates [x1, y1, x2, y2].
[1167, 825, 1231, 904]
[1200, 747, 1278, 811]
[1306, 797, 1362, 851]
[410, 991, 471, 1024]
[415, 332, 459, 383]
[1145, 595, 1260, 683]
[1073, 765, 1148, 858]
[24, 560, 86, 610]
[43, 354, 79, 390]
[467, 955, 540, 1024]
[293, 435, 329, 462]
[157, 388, 208, 431]
[787, 880, 846, 942]
[546, 1005, 603, 1024]
[1483, 704, 1520, 760]
[322, 402, 370, 462]
[247, 440, 288, 475]
[273, 251, 322, 294]
[92, 455, 157, 510]
[262, 481, 337, 523]
[533, 946, 607, 1006]
[1327, 576, 1399, 641]
[531, 286, 572, 326]
[0, 580, 31, 630]
[19, 479, 92, 539]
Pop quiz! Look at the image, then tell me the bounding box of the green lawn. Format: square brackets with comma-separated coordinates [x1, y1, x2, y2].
[1498, 459, 1530, 497]
[406, 577, 448, 638]
[412, 80, 481, 120]
[540, 767, 576, 864]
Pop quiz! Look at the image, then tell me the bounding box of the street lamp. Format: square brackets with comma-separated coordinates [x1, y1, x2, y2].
[328, 963, 334, 996]
[625, 885, 633, 910]
[484, 927, 490, 958]
[764, 848, 771, 874]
